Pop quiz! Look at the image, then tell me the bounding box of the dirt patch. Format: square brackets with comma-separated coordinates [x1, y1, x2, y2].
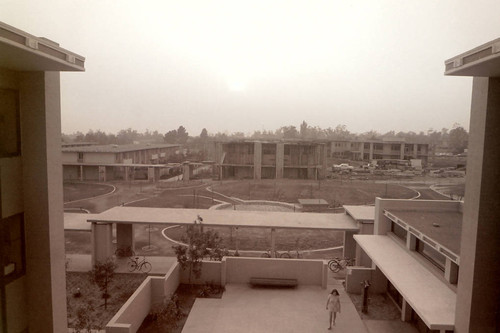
[348, 293, 401, 320]
[64, 182, 114, 203]
[66, 272, 147, 330]
[138, 284, 223, 333]
[165, 225, 344, 252]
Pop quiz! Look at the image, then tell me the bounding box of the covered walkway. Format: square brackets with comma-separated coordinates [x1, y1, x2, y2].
[87, 207, 360, 264]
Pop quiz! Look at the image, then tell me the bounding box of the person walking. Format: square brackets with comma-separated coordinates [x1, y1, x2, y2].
[326, 288, 341, 329]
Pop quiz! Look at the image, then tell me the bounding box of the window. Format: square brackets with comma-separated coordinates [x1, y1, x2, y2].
[391, 221, 407, 241]
[391, 144, 400, 151]
[0, 89, 21, 157]
[364, 143, 370, 149]
[78, 152, 84, 162]
[1, 214, 25, 283]
[374, 143, 383, 150]
[416, 239, 445, 271]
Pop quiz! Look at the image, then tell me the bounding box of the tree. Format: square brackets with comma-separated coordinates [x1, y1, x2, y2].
[448, 126, 468, 154]
[280, 126, 299, 139]
[199, 128, 208, 139]
[164, 129, 178, 143]
[88, 259, 117, 310]
[177, 126, 189, 144]
[172, 216, 224, 285]
[300, 121, 309, 138]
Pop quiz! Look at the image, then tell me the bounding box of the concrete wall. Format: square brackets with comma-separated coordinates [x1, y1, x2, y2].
[106, 262, 181, 333]
[345, 266, 388, 294]
[180, 260, 223, 285]
[61, 152, 79, 163]
[223, 257, 326, 287]
[84, 152, 115, 164]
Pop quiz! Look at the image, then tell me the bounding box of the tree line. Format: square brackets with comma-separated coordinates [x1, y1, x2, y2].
[62, 121, 469, 154]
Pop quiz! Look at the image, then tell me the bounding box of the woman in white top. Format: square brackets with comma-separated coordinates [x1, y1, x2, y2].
[326, 288, 341, 329]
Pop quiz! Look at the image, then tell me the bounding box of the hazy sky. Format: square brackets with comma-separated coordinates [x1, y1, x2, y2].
[2, 1, 500, 136]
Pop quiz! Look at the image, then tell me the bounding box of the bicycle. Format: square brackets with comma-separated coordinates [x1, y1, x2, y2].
[328, 257, 355, 273]
[128, 256, 152, 273]
[261, 249, 291, 259]
[115, 246, 135, 258]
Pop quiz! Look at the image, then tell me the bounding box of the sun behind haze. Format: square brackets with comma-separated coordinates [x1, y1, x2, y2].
[1, 0, 500, 135]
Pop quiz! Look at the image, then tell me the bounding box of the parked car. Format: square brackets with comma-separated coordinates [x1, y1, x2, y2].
[333, 163, 354, 172]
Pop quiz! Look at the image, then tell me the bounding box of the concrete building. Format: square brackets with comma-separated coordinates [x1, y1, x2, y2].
[62, 143, 180, 181]
[329, 138, 429, 165]
[0, 22, 85, 332]
[345, 38, 500, 333]
[347, 199, 461, 333]
[215, 140, 327, 180]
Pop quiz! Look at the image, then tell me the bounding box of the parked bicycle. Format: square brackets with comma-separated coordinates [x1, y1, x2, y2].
[115, 246, 135, 258]
[261, 249, 291, 259]
[128, 256, 152, 273]
[328, 257, 355, 273]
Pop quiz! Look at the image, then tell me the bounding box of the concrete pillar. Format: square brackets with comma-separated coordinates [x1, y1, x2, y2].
[270, 228, 276, 258]
[406, 233, 417, 251]
[401, 299, 413, 322]
[79, 165, 83, 181]
[91, 222, 113, 265]
[98, 165, 106, 182]
[400, 143, 405, 160]
[413, 144, 418, 159]
[276, 143, 284, 179]
[19, 71, 68, 332]
[343, 230, 357, 259]
[124, 166, 129, 181]
[116, 224, 134, 254]
[182, 163, 190, 181]
[253, 142, 262, 180]
[445, 258, 459, 285]
[360, 143, 365, 161]
[147, 167, 155, 182]
[455, 77, 500, 333]
[320, 145, 327, 179]
[369, 143, 374, 160]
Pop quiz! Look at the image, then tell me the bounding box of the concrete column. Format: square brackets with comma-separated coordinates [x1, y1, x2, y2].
[19, 71, 68, 332]
[124, 166, 129, 181]
[253, 142, 262, 180]
[276, 143, 284, 179]
[182, 162, 190, 181]
[98, 165, 106, 182]
[147, 167, 155, 182]
[445, 258, 459, 285]
[401, 299, 413, 322]
[400, 143, 405, 160]
[455, 77, 500, 333]
[343, 230, 357, 259]
[360, 143, 365, 160]
[91, 222, 113, 265]
[413, 144, 418, 159]
[270, 228, 276, 258]
[79, 165, 83, 181]
[116, 224, 134, 254]
[369, 143, 374, 160]
[406, 233, 417, 251]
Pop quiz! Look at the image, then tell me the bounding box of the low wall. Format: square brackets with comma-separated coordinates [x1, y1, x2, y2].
[223, 257, 326, 288]
[106, 262, 180, 333]
[180, 260, 222, 285]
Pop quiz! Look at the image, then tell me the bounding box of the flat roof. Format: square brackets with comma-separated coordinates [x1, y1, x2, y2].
[298, 199, 328, 206]
[344, 205, 375, 222]
[385, 209, 462, 255]
[0, 21, 85, 71]
[62, 143, 180, 153]
[62, 162, 179, 168]
[354, 235, 456, 330]
[88, 207, 359, 231]
[445, 38, 500, 77]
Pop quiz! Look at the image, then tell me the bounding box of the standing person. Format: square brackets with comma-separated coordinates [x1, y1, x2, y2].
[326, 289, 341, 329]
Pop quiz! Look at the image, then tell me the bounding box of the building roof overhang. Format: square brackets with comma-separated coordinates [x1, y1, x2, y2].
[445, 38, 500, 77]
[354, 235, 456, 331]
[0, 21, 85, 72]
[87, 206, 360, 231]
